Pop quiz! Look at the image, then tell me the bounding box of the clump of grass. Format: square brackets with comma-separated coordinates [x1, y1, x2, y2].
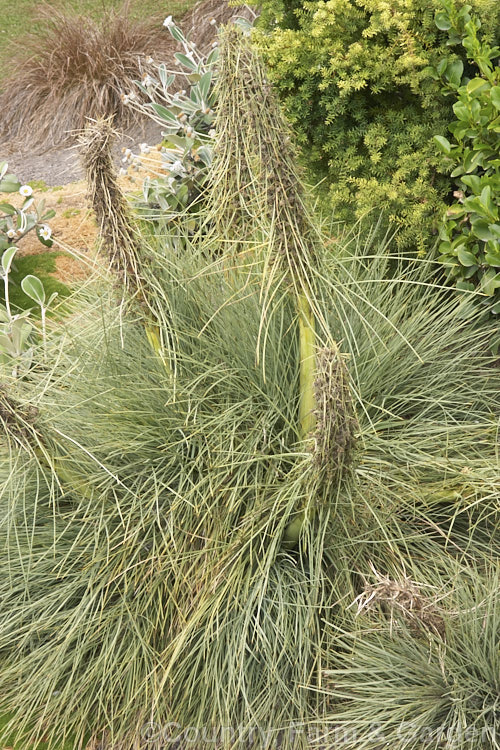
[27, 179, 50, 192]
[0, 268, 332, 748]
[322, 563, 500, 749]
[1, 225, 498, 749]
[0, 2, 170, 148]
[0, 26, 498, 750]
[61, 208, 81, 219]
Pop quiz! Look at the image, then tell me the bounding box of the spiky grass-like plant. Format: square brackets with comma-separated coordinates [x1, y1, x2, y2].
[0, 267, 333, 748]
[0, 3, 169, 149]
[205, 27, 358, 542]
[79, 117, 139, 278]
[1, 232, 498, 749]
[321, 563, 500, 749]
[79, 116, 172, 372]
[0, 27, 498, 750]
[0, 246, 499, 748]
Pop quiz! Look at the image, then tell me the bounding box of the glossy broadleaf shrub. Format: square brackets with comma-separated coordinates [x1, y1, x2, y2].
[432, 1, 500, 309]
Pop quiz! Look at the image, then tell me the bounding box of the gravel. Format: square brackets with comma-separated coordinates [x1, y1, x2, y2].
[0, 118, 164, 186]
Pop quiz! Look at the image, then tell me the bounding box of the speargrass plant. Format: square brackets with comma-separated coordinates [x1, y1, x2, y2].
[79, 117, 140, 278]
[203, 26, 358, 542]
[0, 27, 498, 750]
[78, 116, 173, 374]
[321, 562, 500, 749]
[0, 266, 332, 748]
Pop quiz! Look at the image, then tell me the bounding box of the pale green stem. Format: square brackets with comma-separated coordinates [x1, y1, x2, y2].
[41, 305, 47, 359]
[283, 290, 317, 545]
[298, 291, 316, 441]
[4, 272, 11, 320]
[145, 323, 172, 379]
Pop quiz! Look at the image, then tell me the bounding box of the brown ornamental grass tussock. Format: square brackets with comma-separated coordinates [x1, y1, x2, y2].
[0, 0, 256, 151]
[0, 2, 170, 149]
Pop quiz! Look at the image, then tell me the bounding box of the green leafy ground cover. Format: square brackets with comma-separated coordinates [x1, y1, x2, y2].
[1, 252, 70, 312]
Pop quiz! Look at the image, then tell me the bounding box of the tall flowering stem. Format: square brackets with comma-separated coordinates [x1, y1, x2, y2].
[210, 28, 357, 545]
[79, 117, 171, 376]
[298, 292, 317, 441]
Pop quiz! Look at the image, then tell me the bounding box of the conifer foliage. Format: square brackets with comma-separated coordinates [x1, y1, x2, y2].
[255, 0, 499, 252]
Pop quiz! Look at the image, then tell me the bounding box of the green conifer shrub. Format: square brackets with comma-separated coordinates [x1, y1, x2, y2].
[254, 0, 499, 252]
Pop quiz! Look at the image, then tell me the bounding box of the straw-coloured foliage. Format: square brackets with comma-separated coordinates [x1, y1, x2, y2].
[353, 563, 445, 636]
[0, 3, 167, 148]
